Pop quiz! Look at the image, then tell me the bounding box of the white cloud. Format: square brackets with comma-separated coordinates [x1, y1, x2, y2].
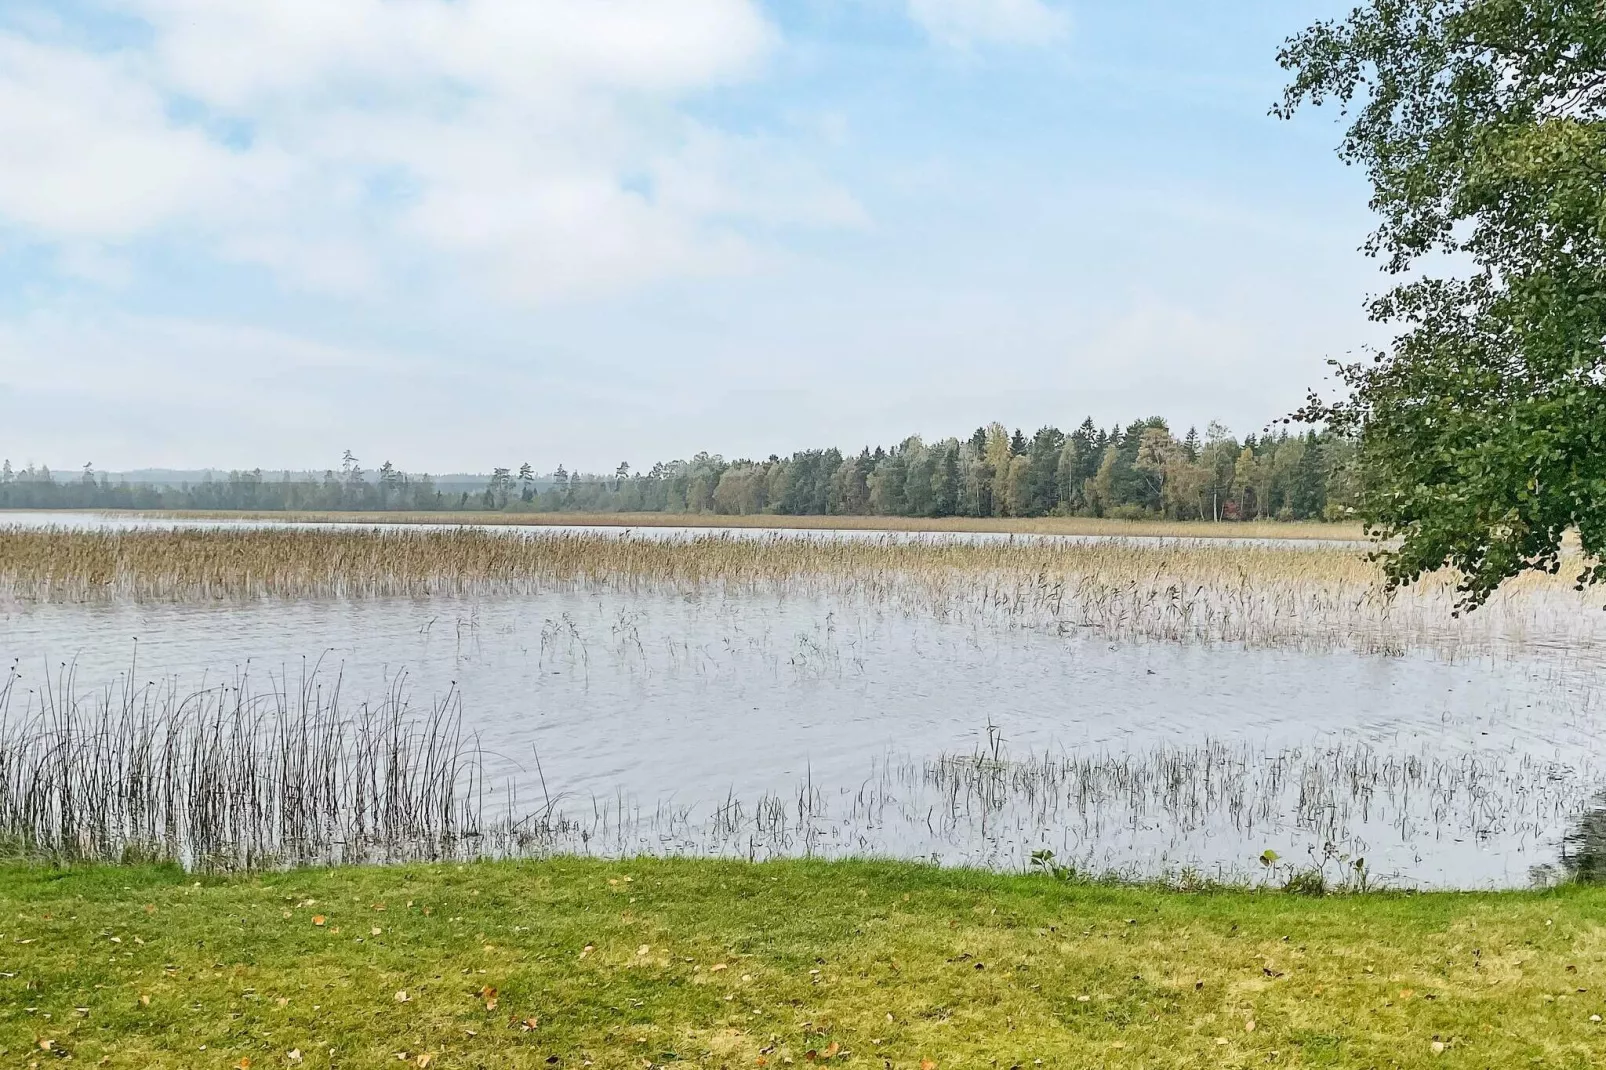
[0, 36, 255, 238]
[906, 0, 1068, 47]
[0, 1, 863, 302]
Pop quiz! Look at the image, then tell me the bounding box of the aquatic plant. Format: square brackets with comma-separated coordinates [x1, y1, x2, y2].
[0, 526, 1601, 656]
[0, 662, 504, 869]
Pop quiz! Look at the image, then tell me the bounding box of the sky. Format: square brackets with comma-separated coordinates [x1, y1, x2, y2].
[0, 0, 1382, 474]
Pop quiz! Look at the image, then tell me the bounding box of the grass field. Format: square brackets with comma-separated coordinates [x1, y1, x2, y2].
[31, 508, 1370, 541]
[2, 858, 1603, 1069]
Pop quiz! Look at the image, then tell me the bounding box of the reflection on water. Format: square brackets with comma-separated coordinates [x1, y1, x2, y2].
[3, 584, 1603, 887]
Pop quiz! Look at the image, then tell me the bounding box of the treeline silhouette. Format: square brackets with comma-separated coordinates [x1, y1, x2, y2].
[1, 419, 1354, 521]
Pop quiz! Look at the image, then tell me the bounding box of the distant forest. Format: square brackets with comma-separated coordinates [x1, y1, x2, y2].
[1, 419, 1354, 522]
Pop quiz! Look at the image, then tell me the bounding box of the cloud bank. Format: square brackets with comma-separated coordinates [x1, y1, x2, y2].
[0, 0, 862, 301]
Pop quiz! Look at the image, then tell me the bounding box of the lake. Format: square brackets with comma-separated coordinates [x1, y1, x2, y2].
[0, 513, 1600, 887]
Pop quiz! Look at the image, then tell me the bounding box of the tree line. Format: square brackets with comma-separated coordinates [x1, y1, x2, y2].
[1, 419, 1355, 521]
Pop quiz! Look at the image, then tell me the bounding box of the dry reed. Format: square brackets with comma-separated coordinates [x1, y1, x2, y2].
[0, 526, 1599, 655]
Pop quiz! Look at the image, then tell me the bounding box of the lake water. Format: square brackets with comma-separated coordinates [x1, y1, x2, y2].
[4, 557, 1603, 888]
[0, 509, 1375, 550]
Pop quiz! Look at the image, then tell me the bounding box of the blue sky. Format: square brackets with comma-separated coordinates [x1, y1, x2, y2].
[0, 0, 1379, 473]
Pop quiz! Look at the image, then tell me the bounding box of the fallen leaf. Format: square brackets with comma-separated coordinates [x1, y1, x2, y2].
[287, 1051, 302, 1063]
[710, 963, 728, 972]
[920, 1061, 936, 1070]
[417, 1056, 432, 1068]
[521, 1017, 540, 1031]
[394, 990, 410, 1003]
[235, 1059, 252, 1069]
[372, 928, 383, 936]
[138, 994, 150, 1007]
[1245, 1020, 1256, 1033]
[1431, 1041, 1446, 1054]
[637, 945, 650, 957]
[824, 1042, 840, 1058]
[277, 997, 289, 1007]
[312, 916, 326, 927]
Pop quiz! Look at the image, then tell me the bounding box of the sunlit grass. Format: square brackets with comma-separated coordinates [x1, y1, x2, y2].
[2, 858, 1604, 1068]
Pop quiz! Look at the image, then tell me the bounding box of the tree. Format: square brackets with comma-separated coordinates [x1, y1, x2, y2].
[932, 442, 960, 517]
[1133, 426, 1179, 513]
[1200, 422, 1239, 522]
[486, 466, 513, 509]
[1279, 1, 1606, 608]
[984, 423, 1012, 516]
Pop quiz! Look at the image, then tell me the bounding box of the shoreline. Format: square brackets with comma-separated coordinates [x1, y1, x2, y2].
[0, 506, 1371, 541]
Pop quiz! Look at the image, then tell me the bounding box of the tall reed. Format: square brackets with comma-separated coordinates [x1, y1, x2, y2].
[0, 663, 491, 869]
[0, 526, 1600, 655]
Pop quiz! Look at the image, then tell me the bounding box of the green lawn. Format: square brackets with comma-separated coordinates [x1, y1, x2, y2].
[2, 859, 1603, 1068]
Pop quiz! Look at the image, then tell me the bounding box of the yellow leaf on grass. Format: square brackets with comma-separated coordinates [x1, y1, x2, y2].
[920, 1061, 937, 1070]
[235, 1059, 252, 1069]
[417, 1055, 433, 1068]
[372, 928, 383, 936]
[312, 916, 326, 927]
[479, 986, 498, 1011]
[287, 1050, 302, 1063]
[394, 990, 410, 1003]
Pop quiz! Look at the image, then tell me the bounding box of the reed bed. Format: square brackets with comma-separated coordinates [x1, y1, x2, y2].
[0, 653, 1593, 884]
[399, 734, 1598, 888]
[0, 526, 1600, 655]
[0, 664, 505, 869]
[921, 738, 1595, 882]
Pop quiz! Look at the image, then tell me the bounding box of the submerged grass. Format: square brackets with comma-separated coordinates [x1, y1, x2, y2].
[0, 526, 1600, 655]
[3, 857, 1606, 1068]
